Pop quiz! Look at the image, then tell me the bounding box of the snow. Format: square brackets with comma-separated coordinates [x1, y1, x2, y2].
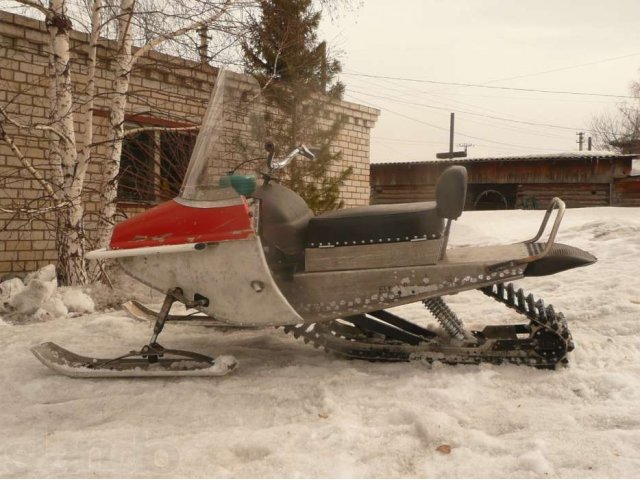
[2, 207, 640, 477]
[24, 264, 57, 284]
[11, 280, 60, 315]
[0, 277, 24, 310]
[1, 268, 94, 323]
[60, 287, 95, 314]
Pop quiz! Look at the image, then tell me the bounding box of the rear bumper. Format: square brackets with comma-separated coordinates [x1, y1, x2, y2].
[524, 243, 597, 277]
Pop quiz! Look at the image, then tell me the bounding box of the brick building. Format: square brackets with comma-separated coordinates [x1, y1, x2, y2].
[0, 11, 379, 276]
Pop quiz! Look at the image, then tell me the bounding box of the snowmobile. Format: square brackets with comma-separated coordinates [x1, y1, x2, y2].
[32, 70, 596, 377]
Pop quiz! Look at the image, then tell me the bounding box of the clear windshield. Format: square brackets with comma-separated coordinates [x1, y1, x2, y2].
[180, 70, 265, 201]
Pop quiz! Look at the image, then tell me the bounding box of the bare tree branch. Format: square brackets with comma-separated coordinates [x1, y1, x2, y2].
[11, 0, 49, 15]
[132, 0, 235, 62]
[591, 101, 640, 151]
[0, 123, 59, 200]
[0, 201, 71, 215]
[76, 0, 102, 188]
[0, 105, 75, 145]
[123, 125, 199, 136]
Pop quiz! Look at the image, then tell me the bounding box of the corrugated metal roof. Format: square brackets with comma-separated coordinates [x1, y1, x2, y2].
[372, 151, 640, 167]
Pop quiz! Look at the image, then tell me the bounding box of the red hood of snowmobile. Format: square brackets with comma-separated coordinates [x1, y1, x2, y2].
[110, 199, 254, 250]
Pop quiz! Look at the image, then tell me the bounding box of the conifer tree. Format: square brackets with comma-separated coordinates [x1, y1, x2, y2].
[242, 0, 351, 213]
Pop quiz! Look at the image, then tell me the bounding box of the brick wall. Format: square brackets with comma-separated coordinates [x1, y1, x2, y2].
[0, 10, 379, 276]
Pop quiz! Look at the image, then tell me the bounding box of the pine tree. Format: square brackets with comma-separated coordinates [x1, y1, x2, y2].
[242, 0, 351, 213]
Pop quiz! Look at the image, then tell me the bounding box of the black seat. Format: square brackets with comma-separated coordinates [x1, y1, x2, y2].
[255, 165, 468, 253]
[306, 202, 443, 247]
[306, 165, 467, 248]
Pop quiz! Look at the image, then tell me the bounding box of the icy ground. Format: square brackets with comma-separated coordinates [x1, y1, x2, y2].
[2, 207, 640, 478]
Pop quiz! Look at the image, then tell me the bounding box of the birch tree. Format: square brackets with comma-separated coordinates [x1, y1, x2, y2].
[96, 0, 234, 248]
[1, 0, 95, 285]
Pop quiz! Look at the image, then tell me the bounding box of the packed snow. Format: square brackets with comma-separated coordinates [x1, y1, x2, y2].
[1, 207, 640, 477]
[1, 265, 95, 323]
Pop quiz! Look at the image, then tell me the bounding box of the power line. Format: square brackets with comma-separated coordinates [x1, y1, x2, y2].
[346, 76, 626, 138]
[346, 89, 574, 141]
[347, 91, 569, 142]
[348, 87, 626, 139]
[346, 93, 565, 152]
[345, 71, 615, 106]
[409, 51, 640, 98]
[473, 51, 640, 86]
[343, 72, 636, 99]
[375, 136, 449, 145]
[348, 88, 583, 133]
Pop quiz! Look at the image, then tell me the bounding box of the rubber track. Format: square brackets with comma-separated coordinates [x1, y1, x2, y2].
[480, 282, 574, 364]
[283, 282, 573, 368]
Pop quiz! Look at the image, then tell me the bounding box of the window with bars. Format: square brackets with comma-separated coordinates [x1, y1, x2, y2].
[117, 128, 197, 203]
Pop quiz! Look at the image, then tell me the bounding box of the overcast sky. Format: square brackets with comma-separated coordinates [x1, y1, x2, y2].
[320, 0, 640, 162]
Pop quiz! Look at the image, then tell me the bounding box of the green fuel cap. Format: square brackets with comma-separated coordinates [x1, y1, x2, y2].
[219, 174, 257, 197]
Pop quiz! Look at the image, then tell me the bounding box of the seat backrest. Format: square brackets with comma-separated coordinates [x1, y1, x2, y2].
[436, 165, 468, 220]
[253, 183, 313, 256]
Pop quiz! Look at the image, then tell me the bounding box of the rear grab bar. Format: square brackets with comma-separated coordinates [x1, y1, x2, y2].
[521, 197, 566, 262]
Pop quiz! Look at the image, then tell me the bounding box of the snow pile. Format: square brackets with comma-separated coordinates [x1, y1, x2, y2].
[60, 288, 96, 314]
[0, 265, 94, 322]
[0, 277, 24, 306]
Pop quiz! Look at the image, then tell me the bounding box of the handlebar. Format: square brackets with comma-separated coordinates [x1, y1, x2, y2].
[269, 144, 315, 171]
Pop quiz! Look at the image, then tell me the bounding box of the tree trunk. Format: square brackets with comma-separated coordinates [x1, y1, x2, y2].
[76, 0, 101, 188]
[46, 0, 87, 285]
[97, 0, 134, 248]
[56, 199, 87, 285]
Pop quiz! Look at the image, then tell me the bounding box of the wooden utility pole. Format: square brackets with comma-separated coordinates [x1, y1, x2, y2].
[436, 113, 467, 159]
[449, 112, 455, 157]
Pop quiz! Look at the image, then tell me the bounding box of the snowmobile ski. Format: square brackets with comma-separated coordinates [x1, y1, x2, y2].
[31, 342, 237, 378]
[283, 282, 573, 369]
[32, 288, 237, 378]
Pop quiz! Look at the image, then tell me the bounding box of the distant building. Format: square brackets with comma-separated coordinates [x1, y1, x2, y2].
[370, 152, 640, 209]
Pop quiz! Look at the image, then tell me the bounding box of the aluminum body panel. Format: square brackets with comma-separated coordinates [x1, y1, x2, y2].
[117, 237, 303, 327]
[278, 247, 527, 322]
[442, 243, 529, 264]
[304, 238, 442, 272]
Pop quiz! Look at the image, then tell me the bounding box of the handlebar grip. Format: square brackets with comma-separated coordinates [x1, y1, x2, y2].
[299, 144, 315, 160]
